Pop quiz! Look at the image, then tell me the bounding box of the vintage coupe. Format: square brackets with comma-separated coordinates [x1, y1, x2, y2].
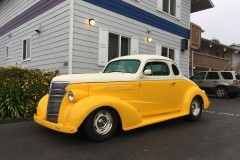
[34, 55, 210, 141]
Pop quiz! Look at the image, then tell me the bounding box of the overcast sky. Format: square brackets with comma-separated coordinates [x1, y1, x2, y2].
[190, 0, 240, 46]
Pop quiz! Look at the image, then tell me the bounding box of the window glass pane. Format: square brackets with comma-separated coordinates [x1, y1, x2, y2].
[162, 47, 168, 57]
[27, 38, 31, 59]
[221, 72, 233, 79]
[103, 60, 140, 74]
[170, 0, 176, 16]
[6, 46, 9, 57]
[163, 0, 169, 13]
[121, 37, 130, 56]
[236, 73, 240, 80]
[23, 40, 26, 60]
[169, 49, 174, 60]
[108, 33, 119, 61]
[152, 62, 169, 76]
[193, 72, 206, 80]
[172, 64, 179, 75]
[206, 72, 219, 79]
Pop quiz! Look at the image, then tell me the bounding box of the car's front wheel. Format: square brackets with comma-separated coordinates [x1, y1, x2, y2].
[186, 96, 202, 122]
[84, 107, 118, 142]
[215, 86, 228, 98]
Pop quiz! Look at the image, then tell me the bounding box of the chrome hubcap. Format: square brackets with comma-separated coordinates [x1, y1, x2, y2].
[217, 89, 225, 97]
[93, 110, 113, 135]
[191, 99, 200, 116]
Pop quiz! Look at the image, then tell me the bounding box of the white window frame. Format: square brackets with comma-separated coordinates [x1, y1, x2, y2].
[161, 46, 180, 66]
[109, 32, 131, 58]
[162, 46, 175, 58]
[157, 0, 181, 20]
[98, 28, 138, 66]
[6, 45, 11, 59]
[22, 36, 31, 61]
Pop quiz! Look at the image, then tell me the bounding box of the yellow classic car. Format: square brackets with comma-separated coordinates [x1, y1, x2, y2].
[34, 55, 210, 142]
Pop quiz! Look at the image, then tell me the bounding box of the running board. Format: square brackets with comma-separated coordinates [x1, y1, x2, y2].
[123, 112, 189, 131]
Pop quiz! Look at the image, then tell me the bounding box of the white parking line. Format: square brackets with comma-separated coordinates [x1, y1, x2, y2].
[203, 110, 240, 117]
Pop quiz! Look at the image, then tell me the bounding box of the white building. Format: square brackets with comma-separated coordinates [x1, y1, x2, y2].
[0, 0, 214, 77]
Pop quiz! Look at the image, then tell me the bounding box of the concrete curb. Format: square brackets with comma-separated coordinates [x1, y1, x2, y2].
[0, 117, 33, 125]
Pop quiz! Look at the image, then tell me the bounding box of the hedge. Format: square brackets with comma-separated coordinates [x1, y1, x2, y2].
[0, 66, 60, 119]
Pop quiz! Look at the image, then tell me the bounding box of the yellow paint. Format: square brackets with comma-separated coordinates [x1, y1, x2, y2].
[34, 79, 210, 133]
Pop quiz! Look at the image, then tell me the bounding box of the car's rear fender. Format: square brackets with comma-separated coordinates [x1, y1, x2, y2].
[180, 87, 210, 113]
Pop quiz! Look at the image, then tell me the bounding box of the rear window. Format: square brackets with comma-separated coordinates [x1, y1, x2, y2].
[235, 72, 240, 80]
[221, 72, 233, 79]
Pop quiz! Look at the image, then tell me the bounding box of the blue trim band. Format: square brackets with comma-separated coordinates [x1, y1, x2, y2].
[83, 0, 190, 39]
[0, 0, 65, 37]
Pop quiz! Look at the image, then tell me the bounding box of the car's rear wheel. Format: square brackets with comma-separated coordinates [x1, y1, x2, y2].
[84, 107, 118, 142]
[215, 86, 228, 98]
[186, 96, 202, 122]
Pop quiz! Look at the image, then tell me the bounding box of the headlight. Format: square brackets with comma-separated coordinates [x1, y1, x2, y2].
[68, 91, 74, 102]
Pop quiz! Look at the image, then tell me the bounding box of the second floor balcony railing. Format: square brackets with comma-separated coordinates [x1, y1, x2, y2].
[189, 52, 230, 70]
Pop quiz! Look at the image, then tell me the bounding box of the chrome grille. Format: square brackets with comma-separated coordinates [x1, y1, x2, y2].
[46, 82, 69, 122]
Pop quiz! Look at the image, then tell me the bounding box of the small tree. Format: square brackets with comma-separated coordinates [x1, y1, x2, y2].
[211, 37, 220, 44]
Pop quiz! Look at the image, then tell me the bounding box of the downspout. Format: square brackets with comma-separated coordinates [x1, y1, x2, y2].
[68, 0, 74, 74]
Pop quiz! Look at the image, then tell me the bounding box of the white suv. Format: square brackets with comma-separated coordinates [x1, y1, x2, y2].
[191, 71, 240, 98]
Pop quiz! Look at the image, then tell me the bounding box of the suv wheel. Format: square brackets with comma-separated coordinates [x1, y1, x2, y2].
[215, 86, 228, 98]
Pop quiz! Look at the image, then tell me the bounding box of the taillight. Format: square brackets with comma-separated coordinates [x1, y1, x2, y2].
[233, 80, 237, 86]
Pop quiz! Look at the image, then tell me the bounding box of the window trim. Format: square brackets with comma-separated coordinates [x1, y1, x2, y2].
[162, 46, 175, 58]
[143, 60, 170, 77]
[22, 36, 32, 61]
[6, 44, 11, 59]
[157, 0, 180, 20]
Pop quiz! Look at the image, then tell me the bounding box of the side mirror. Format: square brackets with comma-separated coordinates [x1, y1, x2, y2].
[143, 69, 152, 75]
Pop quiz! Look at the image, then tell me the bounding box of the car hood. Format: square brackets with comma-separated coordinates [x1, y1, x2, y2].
[52, 73, 135, 84]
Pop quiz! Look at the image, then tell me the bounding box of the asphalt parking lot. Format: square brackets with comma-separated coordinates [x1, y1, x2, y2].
[0, 96, 240, 160]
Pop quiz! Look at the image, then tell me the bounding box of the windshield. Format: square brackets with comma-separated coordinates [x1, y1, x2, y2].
[103, 60, 141, 74]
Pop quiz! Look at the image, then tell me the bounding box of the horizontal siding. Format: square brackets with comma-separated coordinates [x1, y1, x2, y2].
[123, 0, 190, 29]
[72, 1, 189, 76]
[82, 0, 189, 38]
[0, 0, 70, 75]
[0, 0, 40, 27]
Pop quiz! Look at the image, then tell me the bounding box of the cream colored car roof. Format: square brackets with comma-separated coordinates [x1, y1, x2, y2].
[109, 54, 174, 62]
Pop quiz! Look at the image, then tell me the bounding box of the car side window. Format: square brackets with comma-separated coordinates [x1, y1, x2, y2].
[235, 72, 240, 80]
[172, 64, 180, 76]
[143, 62, 170, 76]
[206, 72, 219, 79]
[192, 72, 206, 80]
[221, 72, 233, 79]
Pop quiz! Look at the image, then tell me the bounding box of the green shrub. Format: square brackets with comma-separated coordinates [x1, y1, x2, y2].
[0, 66, 60, 119]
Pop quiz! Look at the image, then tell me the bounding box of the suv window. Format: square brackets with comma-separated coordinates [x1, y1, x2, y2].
[143, 62, 170, 76]
[192, 72, 206, 80]
[206, 72, 219, 79]
[235, 72, 240, 80]
[221, 72, 233, 79]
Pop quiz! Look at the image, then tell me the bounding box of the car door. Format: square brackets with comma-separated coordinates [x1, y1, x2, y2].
[191, 72, 207, 89]
[138, 61, 175, 116]
[205, 72, 220, 94]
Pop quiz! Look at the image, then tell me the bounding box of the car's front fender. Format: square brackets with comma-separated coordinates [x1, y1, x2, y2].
[62, 95, 142, 130]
